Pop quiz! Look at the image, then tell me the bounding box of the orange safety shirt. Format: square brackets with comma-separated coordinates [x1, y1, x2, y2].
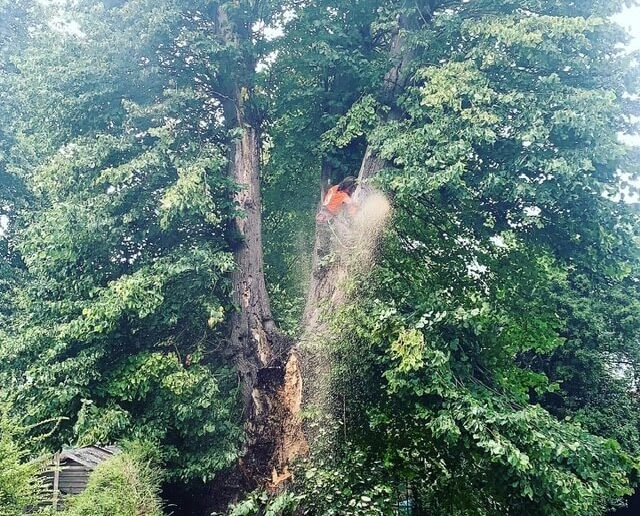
[322, 185, 351, 215]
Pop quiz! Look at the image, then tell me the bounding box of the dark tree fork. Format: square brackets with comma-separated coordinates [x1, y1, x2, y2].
[208, 0, 435, 507]
[304, 1, 434, 328]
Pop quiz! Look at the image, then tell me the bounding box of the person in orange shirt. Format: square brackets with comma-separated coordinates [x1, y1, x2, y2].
[316, 176, 358, 223]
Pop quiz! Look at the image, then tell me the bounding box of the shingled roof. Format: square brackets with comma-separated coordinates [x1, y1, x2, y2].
[59, 445, 121, 470]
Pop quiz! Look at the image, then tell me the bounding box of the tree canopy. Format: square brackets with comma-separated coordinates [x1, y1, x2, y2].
[1, 0, 639, 514]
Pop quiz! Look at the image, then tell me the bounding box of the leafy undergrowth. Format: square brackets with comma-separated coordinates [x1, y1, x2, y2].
[0, 402, 49, 516]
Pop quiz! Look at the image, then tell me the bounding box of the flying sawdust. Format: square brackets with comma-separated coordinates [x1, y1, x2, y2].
[299, 190, 392, 443]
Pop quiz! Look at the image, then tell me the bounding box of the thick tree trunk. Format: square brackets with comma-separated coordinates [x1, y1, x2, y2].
[209, 91, 307, 514]
[227, 119, 307, 486]
[207, 5, 306, 512]
[228, 123, 274, 402]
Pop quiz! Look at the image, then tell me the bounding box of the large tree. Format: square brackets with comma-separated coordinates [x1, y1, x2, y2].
[0, 0, 307, 508]
[1, 0, 640, 514]
[261, 0, 640, 514]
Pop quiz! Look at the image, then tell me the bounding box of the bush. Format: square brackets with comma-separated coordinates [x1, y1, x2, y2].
[62, 443, 163, 516]
[0, 402, 48, 516]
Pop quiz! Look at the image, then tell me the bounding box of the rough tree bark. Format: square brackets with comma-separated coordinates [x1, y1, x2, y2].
[207, 3, 306, 511]
[225, 106, 307, 490]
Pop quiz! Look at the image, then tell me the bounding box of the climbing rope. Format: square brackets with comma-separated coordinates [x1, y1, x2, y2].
[327, 219, 358, 251]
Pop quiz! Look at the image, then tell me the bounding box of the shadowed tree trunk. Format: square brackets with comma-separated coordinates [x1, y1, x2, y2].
[206, 3, 306, 511]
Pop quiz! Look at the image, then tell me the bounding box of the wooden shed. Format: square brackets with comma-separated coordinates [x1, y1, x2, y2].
[46, 445, 121, 508]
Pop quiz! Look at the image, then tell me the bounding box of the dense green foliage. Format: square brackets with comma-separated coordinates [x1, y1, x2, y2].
[0, 0, 241, 483]
[263, 0, 640, 514]
[1, 0, 640, 514]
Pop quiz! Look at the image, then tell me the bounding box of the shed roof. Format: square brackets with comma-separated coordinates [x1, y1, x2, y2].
[59, 445, 121, 470]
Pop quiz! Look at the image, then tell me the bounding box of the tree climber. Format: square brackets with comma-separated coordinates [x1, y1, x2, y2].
[315, 176, 358, 224]
[313, 177, 359, 268]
